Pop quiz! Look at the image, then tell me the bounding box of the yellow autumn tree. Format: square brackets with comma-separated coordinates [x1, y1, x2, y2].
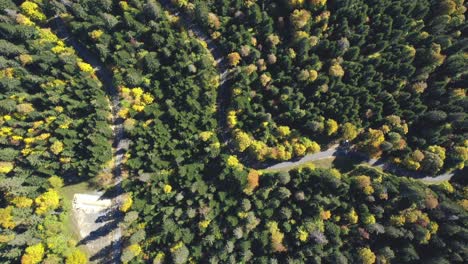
[347, 208, 359, 224]
[20, 1, 46, 22]
[246, 169, 260, 192]
[362, 128, 385, 157]
[341, 122, 358, 140]
[359, 247, 376, 264]
[48, 175, 64, 189]
[89, 29, 103, 40]
[50, 141, 64, 155]
[65, 249, 87, 264]
[0, 161, 14, 174]
[325, 119, 338, 136]
[120, 193, 133, 212]
[276, 126, 290, 137]
[11, 197, 33, 208]
[21, 243, 45, 264]
[267, 221, 286, 252]
[234, 130, 253, 152]
[77, 61, 94, 74]
[309, 0, 327, 6]
[227, 111, 238, 128]
[0, 206, 15, 229]
[35, 189, 60, 214]
[290, 9, 311, 29]
[227, 52, 241, 66]
[329, 60, 345, 77]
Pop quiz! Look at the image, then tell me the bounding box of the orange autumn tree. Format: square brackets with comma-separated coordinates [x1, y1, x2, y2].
[244, 169, 260, 194]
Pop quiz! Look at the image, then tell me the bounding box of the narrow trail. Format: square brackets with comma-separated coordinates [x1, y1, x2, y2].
[50, 17, 124, 262]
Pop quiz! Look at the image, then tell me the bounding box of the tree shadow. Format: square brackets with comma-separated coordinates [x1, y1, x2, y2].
[78, 218, 120, 246]
[89, 238, 123, 263]
[95, 208, 123, 223]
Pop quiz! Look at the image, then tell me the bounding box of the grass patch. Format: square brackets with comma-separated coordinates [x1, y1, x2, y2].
[59, 182, 93, 256]
[263, 156, 363, 173]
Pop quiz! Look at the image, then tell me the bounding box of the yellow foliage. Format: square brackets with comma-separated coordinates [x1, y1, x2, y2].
[439, 181, 454, 193]
[16, 14, 35, 26]
[118, 108, 129, 118]
[89, 29, 104, 40]
[290, 0, 305, 7]
[358, 247, 376, 264]
[11, 197, 33, 208]
[260, 74, 272, 86]
[309, 70, 318, 82]
[321, 210, 332, 220]
[234, 130, 252, 152]
[48, 176, 64, 189]
[0, 234, 15, 243]
[297, 228, 308, 242]
[226, 155, 242, 169]
[120, 1, 129, 10]
[246, 169, 260, 191]
[0, 206, 15, 229]
[325, 119, 338, 136]
[127, 244, 142, 256]
[142, 93, 154, 104]
[342, 122, 358, 140]
[21, 243, 45, 264]
[347, 209, 359, 224]
[65, 249, 87, 264]
[290, 9, 311, 29]
[19, 54, 33, 65]
[227, 111, 238, 128]
[199, 219, 211, 229]
[390, 215, 406, 226]
[227, 52, 241, 66]
[20, 1, 46, 22]
[16, 103, 35, 114]
[131, 87, 144, 98]
[163, 184, 172, 194]
[363, 185, 375, 195]
[310, 0, 327, 5]
[459, 199, 468, 211]
[170, 241, 184, 253]
[35, 189, 60, 214]
[267, 221, 286, 252]
[50, 141, 64, 155]
[132, 103, 145, 112]
[329, 62, 345, 77]
[293, 142, 307, 156]
[0, 161, 14, 174]
[362, 214, 376, 225]
[277, 126, 291, 137]
[427, 145, 446, 161]
[199, 131, 214, 142]
[153, 252, 165, 264]
[428, 221, 439, 234]
[120, 194, 133, 212]
[77, 61, 94, 74]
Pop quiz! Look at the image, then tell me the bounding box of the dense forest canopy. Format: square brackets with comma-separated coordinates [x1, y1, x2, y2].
[186, 0, 467, 175]
[0, 0, 467, 263]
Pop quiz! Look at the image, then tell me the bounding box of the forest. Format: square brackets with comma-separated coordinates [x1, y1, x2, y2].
[0, 0, 466, 264]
